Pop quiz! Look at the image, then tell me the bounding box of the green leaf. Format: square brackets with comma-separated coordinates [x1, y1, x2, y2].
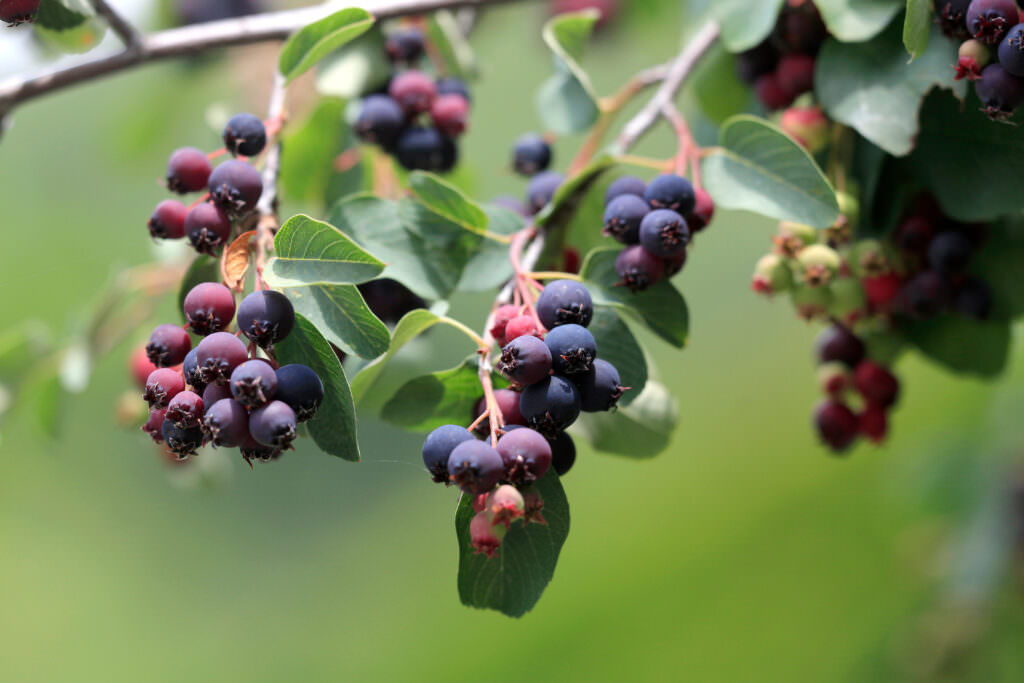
[816, 21, 965, 156]
[904, 315, 1011, 378]
[712, 0, 784, 51]
[814, 0, 902, 42]
[970, 219, 1024, 321]
[381, 358, 500, 432]
[427, 10, 478, 79]
[575, 380, 679, 458]
[692, 45, 757, 125]
[281, 285, 389, 360]
[536, 156, 615, 228]
[264, 214, 384, 288]
[408, 172, 489, 236]
[36, 0, 88, 31]
[458, 205, 524, 292]
[702, 115, 839, 228]
[21, 364, 63, 438]
[177, 256, 220, 324]
[536, 10, 600, 134]
[279, 8, 375, 84]
[902, 0, 932, 58]
[586, 308, 646, 407]
[274, 314, 359, 461]
[315, 27, 391, 98]
[280, 98, 350, 205]
[456, 471, 570, 617]
[350, 309, 443, 402]
[581, 248, 689, 348]
[0, 323, 51, 383]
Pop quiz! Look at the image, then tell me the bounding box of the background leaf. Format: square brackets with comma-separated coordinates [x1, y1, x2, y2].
[902, 0, 932, 58]
[586, 308, 647, 407]
[36, 0, 88, 31]
[314, 27, 391, 98]
[282, 285, 389, 360]
[280, 98, 353, 205]
[536, 10, 600, 134]
[458, 205, 524, 292]
[380, 358, 504, 432]
[814, 0, 902, 42]
[350, 309, 443, 402]
[408, 172, 489, 236]
[574, 380, 679, 458]
[264, 214, 384, 288]
[711, 0, 784, 51]
[279, 8, 375, 83]
[905, 315, 1011, 378]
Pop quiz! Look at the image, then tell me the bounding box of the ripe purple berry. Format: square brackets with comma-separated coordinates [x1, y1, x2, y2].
[202, 381, 233, 406]
[512, 134, 552, 176]
[239, 430, 282, 463]
[222, 113, 267, 157]
[354, 95, 406, 149]
[394, 126, 457, 172]
[230, 359, 277, 409]
[496, 427, 552, 485]
[202, 398, 249, 448]
[499, 335, 553, 386]
[928, 231, 974, 274]
[967, 0, 1020, 44]
[639, 209, 689, 257]
[146, 323, 192, 367]
[430, 94, 470, 138]
[525, 171, 564, 214]
[574, 358, 624, 412]
[166, 147, 212, 194]
[519, 375, 581, 436]
[976, 62, 1024, 119]
[938, 0, 973, 38]
[184, 282, 236, 336]
[644, 173, 696, 214]
[813, 399, 859, 452]
[615, 245, 665, 292]
[536, 279, 593, 329]
[901, 271, 952, 318]
[237, 290, 295, 348]
[422, 424, 475, 483]
[549, 431, 576, 476]
[815, 324, 865, 368]
[436, 77, 471, 102]
[999, 24, 1024, 75]
[185, 202, 232, 255]
[384, 27, 425, 64]
[388, 70, 437, 114]
[161, 420, 204, 458]
[165, 390, 204, 428]
[194, 331, 248, 385]
[274, 364, 325, 422]
[447, 440, 504, 495]
[955, 277, 994, 320]
[249, 400, 298, 449]
[602, 194, 649, 244]
[148, 200, 188, 240]
[208, 160, 263, 216]
[544, 323, 597, 375]
[604, 175, 647, 203]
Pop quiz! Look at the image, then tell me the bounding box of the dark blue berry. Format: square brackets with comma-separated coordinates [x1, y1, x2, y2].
[604, 175, 647, 203]
[536, 279, 593, 329]
[249, 400, 297, 449]
[202, 398, 249, 448]
[237, 290, 295, 348]
[999, 24, 1024, 76]
[644, 174, 696, 214]
[512, 134, 552, 176]
[496, 427, 552, 485]
[615, 245, 665, 292]
[901, 271, 952, 318]
[447, 440, 504, 495]
[422, 424, 475, 483]
[602, 194, 649, 244]
[928, 231, 974, 274]
[223, 113, 266, 157]
[545, 323, 597, 375]
[354, 95, 406, 150]
[967, 0, 1019, 44]
[394, 126, 457, 172]
[519, 375, 581, 436]
[384, 28, 425, 64]
[208, 159, 263, 216]
[955, 277, 993, 319]
[549, 431, 576, 476]
[639, 209, 689, 257]
[498, 335, 552, 385]
[525, 171, 564, 214]
[976, 63, 1024, 118]
[146, 323, 192, 367]
[815, 324, 865, 368]
[274, 364, 324, 422]
[573, 359, 624, 412]
[230, 359, 277, 409]
[436, 77, 471, 103]
[161, 420, 204, 458]
[194, 331, 249, 385]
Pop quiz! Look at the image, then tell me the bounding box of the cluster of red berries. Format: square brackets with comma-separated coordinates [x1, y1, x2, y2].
[602, 173, 713, 292]
[945, 0, 1024, 120]
[353, 26, 470, 173]
[0, 0, 39, 26]
[139, 282, 325, 464]
[147, 113, 268, 255]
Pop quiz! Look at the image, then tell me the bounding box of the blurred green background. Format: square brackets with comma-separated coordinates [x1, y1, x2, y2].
[2, 1, 1024, 681]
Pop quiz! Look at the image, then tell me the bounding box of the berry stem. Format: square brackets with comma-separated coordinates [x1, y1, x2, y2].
[254, 70, 288, 289]
[438, 316, 491, 351]
[525, 271, 582, 282]
[661, 101, 703, 188]
[614, 154, 674, 171]
[468, 408, 490, 432]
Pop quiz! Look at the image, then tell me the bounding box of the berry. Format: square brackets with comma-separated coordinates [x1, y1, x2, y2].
[796, 244, 841, 287]
[574, 358, 624, 412]
[202, 381, 233, 406]
[208, 160, 263, 216]
[144, 368, 186, 409]
[776, 3, 828, 55]
[851, 239, 891, 277]
[229, 359, 277, 409]
[827, 277, 868, 326]
[817, 362, 851, 397]
[130, 346, 159, 390]
[184, 202, 232, 255]
[639, 209, 689, 257]
[894, 214, 936, 252]
[384, 27, 425, 64]
[813, 399, 859, 452]
[736, 39, 780, 84]
[615, 245, 665, 292]
[604, 175, 646, 203]
[473, 389, 525, 434]
[967, 0, 1019, 44]
[146, 324, 192, 367]
[853, 361, 900, 408]
[274, 364, 324, 422]
[512, 134, 552, 176]
[422, 424, 475, 483]
[780, 106, 829, 153]
[485, 485, 527, 528]
[862, 272, 903, 312]
[957, 38, 992, 79]
[939, 0, 974, 38]
[602, 194, 649, 244]
[354, 95, 406, 149]
[502, 314, 540, 342]
[790, 284, 833, 320]
[859, 404, 888, 444]
[751, 253, 793, 295]
[430, 94, 469, 137]
[237, 290, 295, 348]
[447, 440, 504, 495]
[436, 77, 471, 102]
[536, 279, 593, 328]
[469, 511, 505, 558]
[202, 398, 249, 448]
[166, 147, 212, 194]
[161, 420, 204, 459]
[184, 282, 236, 336]
[755, 72, 794, 110]
[928, 231, 974, 274]
[222, 113, 267, 157]
[194, 331, 248, 385]
[496, 427, 552, 485]
[148, 200, 188, 240]
[520, 375, 581, 436]
[663, 249, 688, 277]
[489, 304, 521, 347]
[388, 70, 437, 114]
[775, 221, 817, 256]
[955, 277, 994, 319]
[776, 54, 816, 99]
[686, 188, 715, 233]
[166, 390, 204, 428]
[525, 171, 564, 214]
[239, 429, 282, 463]
[549, 431, 576, 475]
[499, 335, 552, 385]
[901, 271, 952, 318]
[249, 400, 298, 449]
[545, 324, 597, 375]
[394, 126, 457, 172]
[815, 324, 865, 368]
[142, 408, 167, 443]
[644, 174, 696, 214]
[976, 62, 1024, 119]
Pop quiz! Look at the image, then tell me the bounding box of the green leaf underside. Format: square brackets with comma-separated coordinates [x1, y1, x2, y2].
[814, 0, 902, 42]
[702, 115, 839, 228]
[274, 314, 359, 461]
[349, 309, 443, 402]
[905, 315, 1011, 378]
[586, 308, 646, 407]
[314, 27, 391, 98]
[968, 220, 1024, 321]
[279, 98, 350, 204]
[381, 358, 507, 433]
[712, 0, 784, 52]
[279, 7, 375, 83]
[281, 285, 389, 360]
[815, 22, 964, 157]
[575, 380, 679, 458]
[580, 248, 689, 348]
[458, 205, 524, 292]
[265, 214, 384, 288]
[902, 0, 932, 58]
[177, 256, 220, 324]
[408, 172, 489, 236]
[36, 0, 88, 31]
[537, 11, 600, 134]
[456, 471, 570, 617]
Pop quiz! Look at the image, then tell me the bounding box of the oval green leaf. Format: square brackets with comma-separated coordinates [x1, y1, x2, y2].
[279, 7, 375, 83]
[408, 172, 489, 236]
[264, 214, 385, 288]
[814, 0, 902, 42]
[536, 10, 600, 134]
[575, 380, 679, 458]
[282, 284, 389, 360]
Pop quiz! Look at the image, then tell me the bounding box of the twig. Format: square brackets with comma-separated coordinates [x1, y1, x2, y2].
[90, 0, 142, 50]
[255, 70, 288, 289]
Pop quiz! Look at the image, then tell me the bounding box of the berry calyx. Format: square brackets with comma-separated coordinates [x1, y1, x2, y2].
[422, 424, 475, 483]
[485, 485, 527, 528]
[615, 245, 665, 292]
[208, 160, 263, 216]
[161, 420, 205, 459]
[958, 38, 992, 80]
[498, 335, 552, 386]
[146, 323, 192, 367]
[222, 113, 267, 157]
[148, 200, 188, 240]
[512, 133, 552, 176]
[447, 440, 504, 495]
[389, 70, 437, 114]
[249, 400, 298, 449]
[536, 279, 593, 329]
[966, 0, 1020, 45]
[183, 282, 236, 336]
[274, 364, 324, 422]
[166, 147, 212, 194]
[496, 427, 552, 485]
[166, 390, 204, 428]
[638, 209, 689, 257]
[194, 331, 248, 385]
[544, 323, 597, 375]
[796, 244, 841, 287]
[237, 290, 295, 349]
[0, 0, 39, 25]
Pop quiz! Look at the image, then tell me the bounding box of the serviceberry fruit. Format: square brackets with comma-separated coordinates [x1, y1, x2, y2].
[536, 279, 593, 329]
[663, 249, 688, 277]
[862, 272, 903, 312]
[519, 375, 582, 436]
[145, 368, 185, 409]
[202, 381, 233, 406]
[447, 440, 505, 495]
[166, 390, 204, 428]
[184, 282, 236, 336]
[388, 70, 437, 114]
[817, 362, 851, 397]
[166, 147, 212, 194]
[957, 38, 992, 80]
[927, 231, 974, 274]
[485, 485, 527, 528]
[274, 364, 325, 422]
[473, 389, 525, 434]
[755, 73, 794, 110]
[146, 323, 192, 367]
[161, 420, 204, 459]
[208, 159, 263, 216]
[237, 290, 295, 348]
[966, 0, 1020, 44]
[735, 39, 780, 84]
[604, 175, 647, 203]
[239, 429, 281, 463]
[130, 346, 159, 390]
[497, 427, 552, 485]
[430, 94, 469, 137]
[894, 213, 936, 253]
[545, 324, 597, 375]
[854, 361, 900, 408]
[901, 271, 952, 318]
[142, 408, 167, 443]
[775, 2, 828, 54]
[384, 27, 425, 64]
[574, 358, 624, 412]
[776, 54, 815, 99]
[194, 331, 248, 385]
[498, 335, 552, 385]
[999, 24, 1024, 77]
[815, 324, 865, 368]
[469, 511, 505, 558]
[525, 171, 564, 214]
[859, 404, 888, 444]
[644, 174, 696, 214]
[939, 0, 974, 38]
[602, 194, 649, 244]
[489, 304, 521, 347]
[148, 200, 188, 240]
[354, 95, 406, 149]
[512, 134, 552, 176]
[639, 208, 689, 258]
[249, 400, 298, 449]
[686, 188, 715, 233]
[615, 244, 665, 292]
[751, 254, 793, 295]
[813, 399, 859, 452]
[394, 126, 457, 172]
[202, 398, 249, 448]
[185, 202, 232, 255]
[436, 77, 471, 102]
[796, 244, 841, 287]
[422, 424, 475, 483]
[549, 430, 576, 476]
[976, 62, 1024, 118]
[504, 315, 541, 341]
[229, 359, 277, 409]
[222, 113, 267, 157]
[955, 277, 994, 320]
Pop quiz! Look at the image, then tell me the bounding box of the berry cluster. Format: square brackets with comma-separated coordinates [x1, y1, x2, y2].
[601, 173, 714, 292]
[752, 193, 994, 452]
[945, 1, 1024, 120]
[148, 113, 268, 255]
[140, 283, 325, 464]
[0, 0, 39, 26]
[353, 26, 470, 173]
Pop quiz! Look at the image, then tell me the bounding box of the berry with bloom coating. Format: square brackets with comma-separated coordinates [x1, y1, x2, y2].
[222, 113, 266, 157]
[499, 335, 552, 385]
[602, 194, 648, 244]
[185, 203, 232, 255]
[815, 324, 865, 368]
[274, 364, 324, 422]
[644, 174, 696, 215]
[639, 209, 689, 257]
[901, 271, 952, 318]
[430, 94, 469, 137]
[751, 253, 793, 295]
[166, 147, 212, 194]
[448, 440, 504, 495]
[854, 361, 900, 408]
[384, 27, 425, 64]
[161, 420, 204, 458]
[545, 324, 597, 375]
[605, 175, 647, 203]
[472, 389, 524, 434]
[958, 38, 992, 79]
[142, 408, 167, 442]
[202, 398, 249, 447]
[469, 511, 506, 558]
[146, 324, 192, 367]
[184, 282, 236, 336]
[975, 63, 1024, 118]
[859, 404, 888, 443]
[967, 0, 1019, 44]
[496, 427, 552, 485]
[202, 382, 232, 407]
[999, 24, 1024, 76]
[686, 188, 715, 233]
[148, 200, 188, 240]
[616, 245, 665, 292]
[512, 133, 552, 176]
[664, 249, 688, 277]
[239, 430, 282, 463]
[574, 358, 625, 412]
[813, 399, 859, 452]
[208, 160, 263, 216]
[422, 424, 475, 483]
[537, 279, 593, 329]
[504, 315, 541, 341]
[485, 485, 526, 528]
[394, 126, 457, 172]
[194, 331, 248, 385]
[436, 77, 471, 102]
[230, 359, 277, 409]
[489, 304, 521, 347]
[388, 70, 436, 114]
[249, 400, 297, 449]
[237, 290, 295, 348]
[525, 171, 564, 214]
[549, 431, 576, 476]
[166, 390, 204, 428]
[520, 375, 581, 436]
[354, 95, 406, 149]
[145, 368, 185, 409]
[928, 231, 974, 274]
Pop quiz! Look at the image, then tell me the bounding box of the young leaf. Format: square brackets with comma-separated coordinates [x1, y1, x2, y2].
[455, 471, 570, 618]
[536, 10, 600, 134]
[274, 314, 360, 461]
[279, 7, 375, 83]
[702, 115, 839, 228]
[902, 0, 932, 59]
[407, 172, 489, 236]
[581, 248, 689, 348]
[314, 27, 391, 98]
[574, 381, 679, 458]
[711, 0, 784, 51]
[458, 205, 524, 292]
[904, 315, 1011, 378]
[586, 307, 647, 407]
[814, 0, 902, 42]
[350, 309, 444, 402]
[177, 256, 220, 323]
[36, 0, 88, 31]
[282, 285, 389, 360]
[264, 214, 385, 288]
[381, 358, 503, 432]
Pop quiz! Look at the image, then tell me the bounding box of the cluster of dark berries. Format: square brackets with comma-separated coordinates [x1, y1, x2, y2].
[140, 283, 324, 464]
[147, 113, 268, 255]
[0, 0, 39, 26]
[735, 1, 826, 111]
[600, 173, 713, 292]
[944, 1, 1024, 120]
[353, 26, 470, 173]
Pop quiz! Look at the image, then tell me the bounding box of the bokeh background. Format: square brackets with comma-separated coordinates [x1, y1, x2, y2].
[2, 1, 1024, 680]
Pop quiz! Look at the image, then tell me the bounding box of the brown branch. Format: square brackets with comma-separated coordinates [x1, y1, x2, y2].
[90, 0, 142, 50]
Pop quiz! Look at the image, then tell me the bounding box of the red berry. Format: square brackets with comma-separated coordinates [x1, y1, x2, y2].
[776, 54, 816, 99]
[861, 273, 903, 312]
[166, 147, 212, 194]
[148, 200, 188, 240]
[473, 388, 525, 435]
[859, 404, 888, 443]
[496, 427, 552, 485]
[166, 390, 205, 428]
[489, 304, 520, 347]
[562, 247, 581, 274]
[430, 94, 469, 137]
[780, 106, 829, 153]
[485, 484, 526, 528]
[686, 188, 715, 233]
[142, 408, 167, 443]
[504, 315, 541, 341]
[184, 282, 236, 336]
[129, 345, 159, 389]
[185, 203, 232, 255]
[388, 70, 437, 115]
[813, 399, 859, 452]
[146, 323, 192, 367]
[144, 368, 186, 409]
[469, 511, 505, 558]
[853, 361, 900, 408]
[755, 73, 794, 110]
